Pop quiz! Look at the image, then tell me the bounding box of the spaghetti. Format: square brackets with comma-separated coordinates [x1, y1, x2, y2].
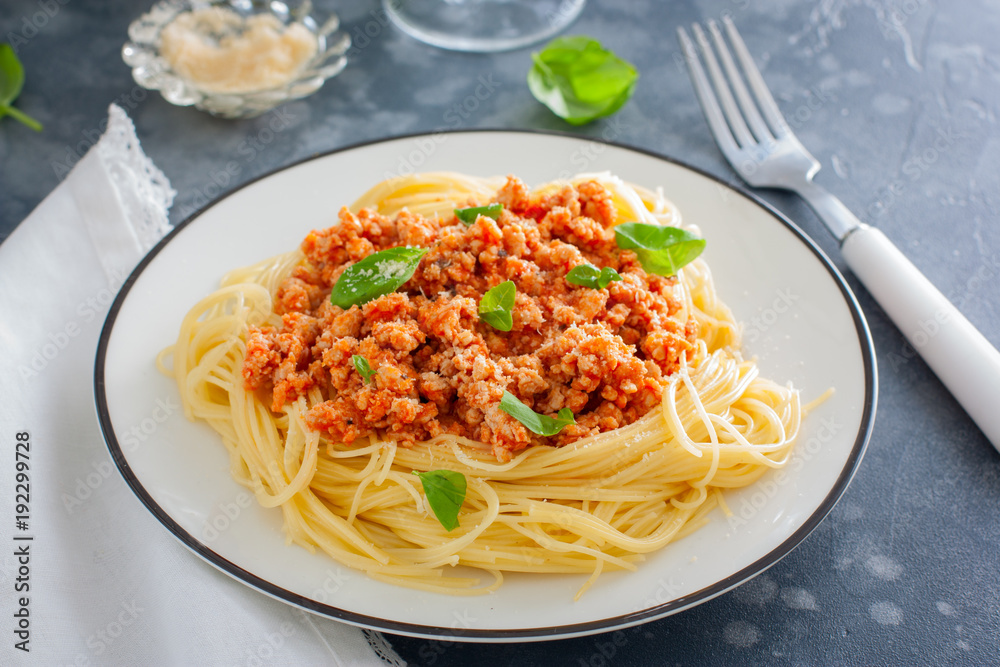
[160, 172, 800, 598]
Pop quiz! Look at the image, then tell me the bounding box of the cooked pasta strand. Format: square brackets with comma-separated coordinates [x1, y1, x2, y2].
[163, 172, 801, 597]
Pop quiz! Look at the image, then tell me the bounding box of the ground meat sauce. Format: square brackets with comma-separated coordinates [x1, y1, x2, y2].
[242, 177, 697, 461]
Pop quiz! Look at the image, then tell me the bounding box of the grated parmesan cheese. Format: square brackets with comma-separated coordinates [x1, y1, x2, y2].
[160, 7, 317, 94]
[375, 260, 409, 281]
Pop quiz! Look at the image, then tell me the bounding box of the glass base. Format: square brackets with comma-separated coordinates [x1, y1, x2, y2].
[383, 0, 586, 52]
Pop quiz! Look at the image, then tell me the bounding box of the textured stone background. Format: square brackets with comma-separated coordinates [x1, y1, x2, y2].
[2, 1, 997, 664]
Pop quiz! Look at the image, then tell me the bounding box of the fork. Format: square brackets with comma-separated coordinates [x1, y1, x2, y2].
[678, 16, 1000, 453]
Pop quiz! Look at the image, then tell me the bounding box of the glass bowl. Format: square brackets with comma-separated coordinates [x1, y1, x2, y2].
[383, 0, 586, 53]
[123, 0, 350, 119]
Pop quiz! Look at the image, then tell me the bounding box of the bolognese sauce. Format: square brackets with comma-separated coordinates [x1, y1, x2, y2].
[242, 176, 697, 461]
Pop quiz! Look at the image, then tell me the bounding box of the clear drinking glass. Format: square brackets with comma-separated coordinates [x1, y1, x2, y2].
[383, 0, 586, 52]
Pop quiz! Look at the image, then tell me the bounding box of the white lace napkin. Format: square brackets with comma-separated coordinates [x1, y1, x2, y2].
[0, 105, 403, 666]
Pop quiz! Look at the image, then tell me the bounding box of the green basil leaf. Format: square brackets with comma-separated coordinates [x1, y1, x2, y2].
[0, 44, 42, 131]
[566, 264, 622, 289]
[527, 36, 638, 126]
[330, 246, 428, 309]
[412, 470, 467, 531]
[499, 390, 575, 437]
[351, 355, 376, 384]
[566, 263, 601, 287]
[599, 266, 622, 288]
[614, 222, 706, 277]
[479, 280, 516, 332]
[455, 203, 502, 226]
[0, 44, 25, 106]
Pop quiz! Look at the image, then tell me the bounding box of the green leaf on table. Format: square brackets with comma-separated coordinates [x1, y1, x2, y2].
[351, 355, 376, 384]
[0, 44, 42, 132]
[566, 263, 622, 289]
[455, 203, 502, 226]
[527, 36, 638, 126]
[412, 470, 467, 531]
[614, 222, 705, 277]
[330, 246, 428, 309]
[499, 390, 575, 437]
[478, 280, 516, 332]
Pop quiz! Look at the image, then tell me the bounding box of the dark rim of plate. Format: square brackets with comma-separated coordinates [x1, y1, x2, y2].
[94, 128, 877, 642]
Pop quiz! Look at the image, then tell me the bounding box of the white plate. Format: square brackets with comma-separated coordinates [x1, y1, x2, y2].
[95, 131, 875, 641]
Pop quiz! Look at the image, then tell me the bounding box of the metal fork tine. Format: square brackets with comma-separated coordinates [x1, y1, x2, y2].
[681, 18, 1000, 453]
[677, 26, 740, 161]
[721, 15, 790, 137]
[691, 23, 755, 149]
[706, 19, 773, 145]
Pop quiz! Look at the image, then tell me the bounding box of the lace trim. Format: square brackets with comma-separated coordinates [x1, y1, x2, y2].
[96, 104, 175, 252]
[363, 629, 408, 666]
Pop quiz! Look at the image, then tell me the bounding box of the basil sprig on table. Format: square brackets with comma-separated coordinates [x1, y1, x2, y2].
[479, 280, 516, 332]
[527, 36, 638, 126]
[0, 44, 42, 132]
[614, 222, 705, 277]
[455, 203, 502, 226]
[351, 355, 376, 384]
[330, 246, 428, 309]
[499, 390, 575, 437]
[566, 264, 622, 289]
[412, 470, 467, 531]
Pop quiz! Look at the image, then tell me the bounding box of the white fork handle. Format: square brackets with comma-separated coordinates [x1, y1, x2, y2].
[841, 224, 1000, 452]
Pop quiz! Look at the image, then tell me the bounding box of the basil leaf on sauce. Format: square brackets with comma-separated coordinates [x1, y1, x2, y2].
[455, 203, 503, 225]
[499, 390, 575, 437]
[614, 222, 705, 277]
[351, 355, 376, 384]
[566, 264, 622, 289]
[527, 36, 638, 126]
[412, 470, 467, 531]
[330, 246, 428, 309]
[479, 280, 516, 332]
